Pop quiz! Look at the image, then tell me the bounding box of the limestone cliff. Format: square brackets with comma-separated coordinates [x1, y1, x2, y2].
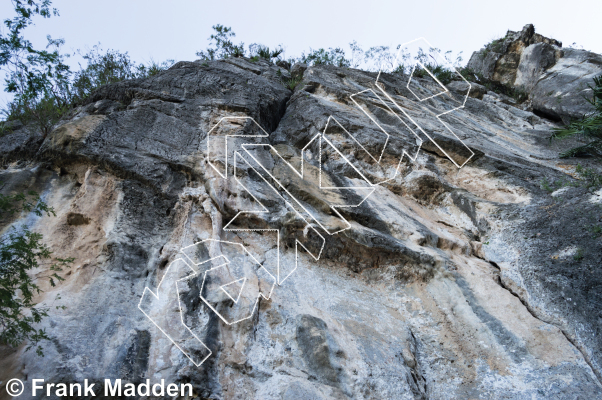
[0, 28, 601, 399]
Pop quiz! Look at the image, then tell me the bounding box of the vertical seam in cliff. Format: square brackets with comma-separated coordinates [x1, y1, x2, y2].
[266, 88, 293, 141]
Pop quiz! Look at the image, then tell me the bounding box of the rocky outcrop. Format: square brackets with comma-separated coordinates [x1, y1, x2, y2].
[467, 24, 602, 123]
[0, 49, 601, 399]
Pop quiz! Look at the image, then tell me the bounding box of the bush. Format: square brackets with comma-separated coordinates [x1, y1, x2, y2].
[2, 46, 173, 134]
[1, 1, 73, 136]
[391, 47, 464, 85]
[0, 188, 72, 355]
[196, 25, 287, 66]
[301, 47, 350, 67]
[413, 63, 455, 85]
[70, 46, 173, 104]
[3, 94, 70, 136]
[279, 72, 303, 91]
[363, 45, 397, 71]
[550, 74, 602, 158]
[539, 164, 602, 193]
[480, 33, 511, 59]
[249, 44, 283, 62]
[193, 24, 468, 85]
[196, 24, 245, 60]
[575, 164, 602, 188]
[1, 2, 173, 134]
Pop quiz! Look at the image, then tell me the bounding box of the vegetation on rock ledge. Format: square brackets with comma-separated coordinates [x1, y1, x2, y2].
[551, 74, 602, 158]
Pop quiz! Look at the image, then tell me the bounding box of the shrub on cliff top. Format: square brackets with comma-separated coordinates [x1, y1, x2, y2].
[1, 1, 173, 134]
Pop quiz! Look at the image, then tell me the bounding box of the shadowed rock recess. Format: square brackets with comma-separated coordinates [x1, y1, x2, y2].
[1, 27, 602, 399]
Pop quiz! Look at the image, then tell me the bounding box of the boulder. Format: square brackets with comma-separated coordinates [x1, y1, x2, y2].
[467, 24, 562, 85]
[468, 24, 602, 122]
[530, 48, 602, 122]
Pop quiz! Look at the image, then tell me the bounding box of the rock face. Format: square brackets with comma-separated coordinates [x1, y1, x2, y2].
[0, 48, 601, 399]
[467, 24, 602, 123]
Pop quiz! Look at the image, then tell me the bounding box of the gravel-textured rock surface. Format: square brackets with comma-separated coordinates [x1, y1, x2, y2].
[0, 46, 601, 399]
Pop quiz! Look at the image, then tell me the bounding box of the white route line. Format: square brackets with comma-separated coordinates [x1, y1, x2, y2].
[407, 60, 451, 103]
[224, 150, 282, 284]
[138, 258, 212, 367]
[220, 277, 246, 303]
[350, 89, 422, 158]
[242, 139, 374, 236]
[229, 147, 325, 284]
[179, 238, 276, 325]
[348, 88, 423, 184]
[206, 116, 269, 179]
[141, 37, 479, 366]
[375, 37, 475, 169]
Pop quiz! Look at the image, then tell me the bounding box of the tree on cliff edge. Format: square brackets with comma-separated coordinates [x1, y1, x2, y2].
[0, 0, 72, 356]
[0, 0, 71, 136]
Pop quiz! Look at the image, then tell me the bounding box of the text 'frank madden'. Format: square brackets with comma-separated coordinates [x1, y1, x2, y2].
[30, 379, 193, 397]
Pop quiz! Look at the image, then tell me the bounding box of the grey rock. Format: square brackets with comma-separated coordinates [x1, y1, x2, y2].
[295, 315, 347, 388]
[0, 40, 601, 399]
[482, 91, 516, 105]
[0, 126, 44, 163]
[276, 59, 292, 70]
[514, 42, 560, 92]
[0, 119, 24, 131]
[282, 382, 324, 400]
[466, 50, 500, 81]
[530, 48, 602, 122]
[291, 62, 308, 80]
[447, 80, 488, 99]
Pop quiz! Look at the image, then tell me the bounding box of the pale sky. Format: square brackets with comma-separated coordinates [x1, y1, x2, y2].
[1, 0, 601, 105]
